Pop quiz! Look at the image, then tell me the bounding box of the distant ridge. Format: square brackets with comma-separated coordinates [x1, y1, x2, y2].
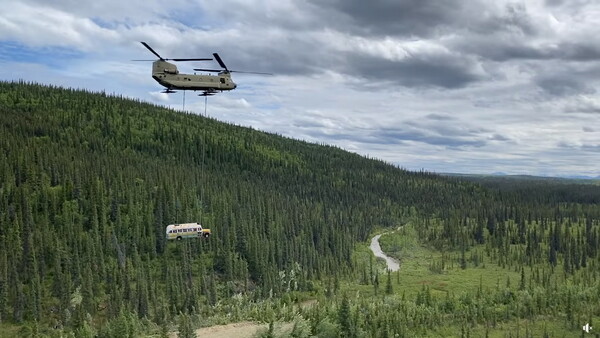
[441, 172, 600, 184]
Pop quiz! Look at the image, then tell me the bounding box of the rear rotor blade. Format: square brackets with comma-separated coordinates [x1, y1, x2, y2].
[193, 68, 223, 72]
[230, 70, 273, 75]
[213, 53, 228, 70]
[170, 58, 213, 61]
[140, 41, 163, 60]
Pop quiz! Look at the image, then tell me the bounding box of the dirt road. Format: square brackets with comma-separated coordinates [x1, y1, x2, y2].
[169, 322, 266, 338]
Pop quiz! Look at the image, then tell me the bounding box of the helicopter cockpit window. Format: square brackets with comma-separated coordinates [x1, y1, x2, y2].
[220, 78, 226, 84]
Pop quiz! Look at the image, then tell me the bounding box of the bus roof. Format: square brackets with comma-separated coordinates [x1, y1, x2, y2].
[166, 222, 201, 228]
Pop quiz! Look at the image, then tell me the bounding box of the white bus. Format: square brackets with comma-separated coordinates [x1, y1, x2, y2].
[165, 222, 211, 240]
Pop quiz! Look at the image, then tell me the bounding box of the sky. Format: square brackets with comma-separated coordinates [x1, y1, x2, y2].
[0, 0, 599, 177]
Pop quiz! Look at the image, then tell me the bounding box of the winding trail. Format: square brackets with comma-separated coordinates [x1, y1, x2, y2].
[370, 234, 400, 271]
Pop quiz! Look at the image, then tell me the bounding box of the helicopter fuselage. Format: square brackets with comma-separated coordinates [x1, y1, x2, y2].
[151, 60, 237, 92]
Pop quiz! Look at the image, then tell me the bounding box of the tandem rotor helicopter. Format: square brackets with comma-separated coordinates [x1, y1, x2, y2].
[137, 41, 271, 97]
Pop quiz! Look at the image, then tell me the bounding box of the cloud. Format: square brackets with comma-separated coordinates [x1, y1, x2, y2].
[564, 95, 600, 114]
[149, 91, 169, 102]
[344, 51, 484, 88]
[489, 133, 512, 142]
[558, 140, 600, 152]
[311, 0, 487, 38]
[582, 144, 600, 152]
[0, 2, 118, 50]
[19, 0, 195, 23]
[425, 113, 455, 121]
[536, 74, 594, 96]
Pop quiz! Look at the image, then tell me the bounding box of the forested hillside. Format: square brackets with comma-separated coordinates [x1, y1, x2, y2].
[1, 81, 599, 337]
[0, 81, 487, 334]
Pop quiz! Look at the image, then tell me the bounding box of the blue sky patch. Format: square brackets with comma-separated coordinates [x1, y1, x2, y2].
[167, 6, 213, 30]
[0, 41, 85, 69]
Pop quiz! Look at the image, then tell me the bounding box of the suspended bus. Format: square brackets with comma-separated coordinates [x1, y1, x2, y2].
[166, 222, 211, 240]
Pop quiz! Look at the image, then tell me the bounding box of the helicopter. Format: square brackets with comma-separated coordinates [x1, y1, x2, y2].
[138, 41, 271, 96]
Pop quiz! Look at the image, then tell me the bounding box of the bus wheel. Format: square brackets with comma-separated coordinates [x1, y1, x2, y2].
[176, 236, 182, 241]
[203, 233, 210, 239]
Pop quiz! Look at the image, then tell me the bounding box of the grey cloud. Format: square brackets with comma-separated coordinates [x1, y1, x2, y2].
[405, 120, 491, 138]
[559, 43, 600, 62]
[425, 113, 455, 121]
[179, 30, 326, 77]
[419, 3, 600, 64]
[24, 0, 194, 23]
[457, 39, 555, 62]
[582, 126, 595, 132]
[313, 0, 478, 37]
[292, 119, 330, 129]
[545, 0, 565, 5]
[341, 52, 483, 89]
[176, 1, 599, 93]
[489, 134, 511, 141]
[488, 3, 537, 34]
[565, 97, 600, 114]
[545, 0, 595, 9]
[582, 144, 600, 152]
[536, 76, 594, 96]
[312, 0, 540, 40]
[533, 64, 600, 97]
[302, 121, 490, 149]
[456, 38, 600, 62]
[377, 128, 487, 148]
[558, 141, 600, 152]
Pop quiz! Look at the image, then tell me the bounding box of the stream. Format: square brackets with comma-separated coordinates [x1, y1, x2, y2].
[370, 234, 400, 272]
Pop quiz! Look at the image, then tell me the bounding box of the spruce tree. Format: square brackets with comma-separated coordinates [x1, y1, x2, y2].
[177, 313, 196, 338]
[338, 294, 351, 338]
[385, 270, 393, 295]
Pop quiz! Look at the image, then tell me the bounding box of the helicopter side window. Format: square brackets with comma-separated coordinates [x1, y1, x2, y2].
[220, 78, 226, 84]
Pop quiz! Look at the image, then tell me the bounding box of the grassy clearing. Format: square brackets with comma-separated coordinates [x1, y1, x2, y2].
[0, 324, 20, 338]
[374, 225, 521, 298]
[346, 224, 598, 336]
[433, 318, 581, 338]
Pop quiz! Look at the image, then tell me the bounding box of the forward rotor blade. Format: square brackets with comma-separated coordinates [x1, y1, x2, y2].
[169, 58, 212, 61]
[193, 68, 223, 72]
[213, 53, 228, 70]
[140, 41, 163, 60]
[131, 59, 157, 61]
